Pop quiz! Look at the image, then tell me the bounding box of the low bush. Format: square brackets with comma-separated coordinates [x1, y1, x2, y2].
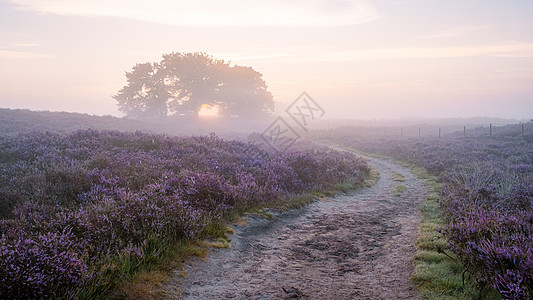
[0, 130, 369, 298]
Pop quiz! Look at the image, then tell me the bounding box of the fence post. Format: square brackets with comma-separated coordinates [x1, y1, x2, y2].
[401, 127, 403, 137]
[439, 128, 441, 138]
[490, 123, 492, 136]
[464, 126, 466, 137]
[419, 128, 421, 137]
[522, 124, 525, 138]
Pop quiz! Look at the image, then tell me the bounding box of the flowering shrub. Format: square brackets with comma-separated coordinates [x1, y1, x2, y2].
[0, 229, 88, 299]
[331, 132, 533, 298]
[0, 130, 368, 298]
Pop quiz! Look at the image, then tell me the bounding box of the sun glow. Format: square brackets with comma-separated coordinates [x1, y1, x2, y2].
[198, 104, 220, 118]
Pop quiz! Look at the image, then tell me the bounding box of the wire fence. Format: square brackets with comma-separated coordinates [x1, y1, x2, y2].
[312, 121, 533, 141]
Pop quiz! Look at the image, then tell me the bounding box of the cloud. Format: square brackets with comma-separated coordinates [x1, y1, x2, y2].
[7, 0, 380, 27]
[213, 52, 291, 62]
[0, 50, 55, 59]
[250, 41, 533, 63]
[209, 41, 533, 66]
[12, 42, 42, 47]
[335, 41, 533, 61]
[423, 25, 491, 38]
[209, 41, 533, 67]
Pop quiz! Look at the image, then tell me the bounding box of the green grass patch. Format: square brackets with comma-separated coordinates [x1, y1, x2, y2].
[391, 170, 407, 182]
[80, 238, 210, 300]
[393, 184, 407, 196]
[331, 182, 354, 193]
[410, 166, 474, 299]
[409, 163, 500, 300]
[365, 168, 380, 187]
[246, 207, 276, 220]
[201, 218, 233, 239]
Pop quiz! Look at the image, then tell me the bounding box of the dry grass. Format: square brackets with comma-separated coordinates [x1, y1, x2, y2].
[365, 168, 380, 187]
[391, 170, 407, 182]
[110, 240, 211, 300]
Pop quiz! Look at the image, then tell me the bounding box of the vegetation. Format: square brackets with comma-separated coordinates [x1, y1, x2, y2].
[410, 165, 498, 299]
[0, 108, 272, 138]
[0, 129, 370, 299]
[0, 108, 146, 136]
[391, 170, 406, 182]
[393, 184, 406, 196]
[114, 52, 274, 119]
[321, 128, 533, 299]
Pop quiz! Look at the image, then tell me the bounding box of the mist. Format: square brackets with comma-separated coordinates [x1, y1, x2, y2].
[2, 2, 533, 298]
[1, 0, 533, 126]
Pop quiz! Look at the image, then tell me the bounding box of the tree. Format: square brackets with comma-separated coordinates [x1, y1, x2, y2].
[114, 52, 274, 119]
[114, 62, 169, 118]
[217, 66, 274, 117]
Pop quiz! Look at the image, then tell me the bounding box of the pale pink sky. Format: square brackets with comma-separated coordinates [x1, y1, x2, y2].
[1, 0, 532, 119]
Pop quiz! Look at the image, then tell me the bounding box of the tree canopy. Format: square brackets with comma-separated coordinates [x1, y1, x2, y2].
[114, 52, 274, 119]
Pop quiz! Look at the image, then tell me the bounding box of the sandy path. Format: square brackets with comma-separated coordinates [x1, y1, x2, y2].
[160, 154, 427, 299]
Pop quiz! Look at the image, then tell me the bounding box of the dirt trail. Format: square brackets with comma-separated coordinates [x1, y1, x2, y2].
[161, 153, 427, 299]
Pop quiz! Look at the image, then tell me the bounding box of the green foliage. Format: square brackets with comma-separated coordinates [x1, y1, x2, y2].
[410, 166, 500, 300]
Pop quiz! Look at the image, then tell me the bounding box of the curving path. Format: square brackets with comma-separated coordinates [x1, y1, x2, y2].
[161, 153, 427, 299]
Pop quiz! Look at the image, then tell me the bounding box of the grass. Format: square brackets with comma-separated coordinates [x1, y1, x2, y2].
[244, 207, 276, 220]
[104, 219, 236, 299]
[391, 170, 407, 182]
[393, 184, 407, 196]
[409, 165, 500, 300]
[83, 238, 210, 300]
[365, 168, 380, 187]
[211, 237, 231, 249]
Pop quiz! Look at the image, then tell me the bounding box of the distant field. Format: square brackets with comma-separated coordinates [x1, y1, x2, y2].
[0, 108, 272, 138]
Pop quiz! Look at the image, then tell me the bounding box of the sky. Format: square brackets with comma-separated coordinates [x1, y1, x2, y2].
[1, 0, 532, 119]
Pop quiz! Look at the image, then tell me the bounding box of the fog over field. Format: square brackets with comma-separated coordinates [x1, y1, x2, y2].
[1, 0, 532, 121]
[1, 2, 533, 299]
